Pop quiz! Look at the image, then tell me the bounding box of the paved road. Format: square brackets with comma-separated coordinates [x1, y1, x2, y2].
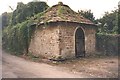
[2, 52, 87, 78]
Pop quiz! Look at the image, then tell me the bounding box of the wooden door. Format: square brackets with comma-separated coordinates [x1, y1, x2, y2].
[75, 27, 85, 58]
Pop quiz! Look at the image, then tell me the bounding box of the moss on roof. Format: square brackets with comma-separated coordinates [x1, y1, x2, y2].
[36, 2, 94, 25]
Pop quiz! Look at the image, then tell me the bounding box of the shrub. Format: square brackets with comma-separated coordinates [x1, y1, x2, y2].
[2, 19, 36, 55]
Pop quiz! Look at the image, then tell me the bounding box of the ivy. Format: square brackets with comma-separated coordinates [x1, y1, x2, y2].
[2, 20, 36, 55]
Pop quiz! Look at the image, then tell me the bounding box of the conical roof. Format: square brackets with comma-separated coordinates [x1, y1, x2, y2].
[38, 2, 94, 25]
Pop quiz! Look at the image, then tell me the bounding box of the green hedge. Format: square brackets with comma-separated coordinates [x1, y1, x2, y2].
[96, 33, 118, 56]
[2, 20, 36, 55]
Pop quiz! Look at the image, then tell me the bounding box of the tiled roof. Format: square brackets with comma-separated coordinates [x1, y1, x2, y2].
[38, 2, 94, 25]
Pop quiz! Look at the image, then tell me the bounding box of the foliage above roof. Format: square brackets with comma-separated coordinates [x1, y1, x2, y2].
[11, 1, 49, 25]
[36, 2, 94, 25]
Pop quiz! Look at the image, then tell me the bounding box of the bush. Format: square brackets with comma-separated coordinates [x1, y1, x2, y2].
[2, 19, 36, 55]
[96, 33, 118, 56]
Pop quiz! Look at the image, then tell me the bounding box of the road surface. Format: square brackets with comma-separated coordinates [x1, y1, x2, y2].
[2, 51, 87, 78]
[2, 50, 118, 78]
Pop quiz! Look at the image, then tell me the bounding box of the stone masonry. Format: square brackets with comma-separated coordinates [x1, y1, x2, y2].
[28, 2, 96, 60]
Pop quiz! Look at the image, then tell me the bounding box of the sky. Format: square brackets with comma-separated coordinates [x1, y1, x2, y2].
[0, 0, 119, 19]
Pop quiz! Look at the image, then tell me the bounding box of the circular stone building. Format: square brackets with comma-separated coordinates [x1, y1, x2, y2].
[29, 2, 97, 60]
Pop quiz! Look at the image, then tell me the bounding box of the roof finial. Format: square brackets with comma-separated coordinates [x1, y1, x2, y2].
[58, 1, 63, 5]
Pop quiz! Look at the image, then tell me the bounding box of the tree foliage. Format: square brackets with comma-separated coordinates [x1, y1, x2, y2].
[2, 1, 49, 55]
[78, 10, 96, 23]
[2, 19, 36, 55]
[11, 1, 49, 25]
[97, 9, 118, 34]
[118, 8, 120, 34]
[2, 12, 12, 29]
[78, 9, 118, 34]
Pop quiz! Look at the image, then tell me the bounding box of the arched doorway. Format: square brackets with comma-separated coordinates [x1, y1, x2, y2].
[75, 27, 85, 58]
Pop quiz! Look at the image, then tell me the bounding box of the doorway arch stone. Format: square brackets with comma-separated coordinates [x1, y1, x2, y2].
[75, 27, 85, 58]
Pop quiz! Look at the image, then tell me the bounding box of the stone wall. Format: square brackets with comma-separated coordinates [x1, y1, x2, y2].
[29, 23, 60, 59]
[84, 26, 96, 56]
[59, 23, 96, 59]
[59, 22, 76, 59]
[29, 22, 96, 60]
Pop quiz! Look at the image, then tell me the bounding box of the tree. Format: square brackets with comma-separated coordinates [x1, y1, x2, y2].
[97, 9, 118, 34]
[2, 1, 49, 54]
[2, 12, 8, 28]
[2, 12, 12, 29]
[11, 1, 49, 25]
[118, 7, 120, 34]
[78, 10, 96, 23]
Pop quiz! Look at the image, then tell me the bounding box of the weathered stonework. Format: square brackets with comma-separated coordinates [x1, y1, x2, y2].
[29, 22, 96, 60]
[29, 2, 96, 60]
[29, 23, 60, 59]
[84, 26, 96, 56]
